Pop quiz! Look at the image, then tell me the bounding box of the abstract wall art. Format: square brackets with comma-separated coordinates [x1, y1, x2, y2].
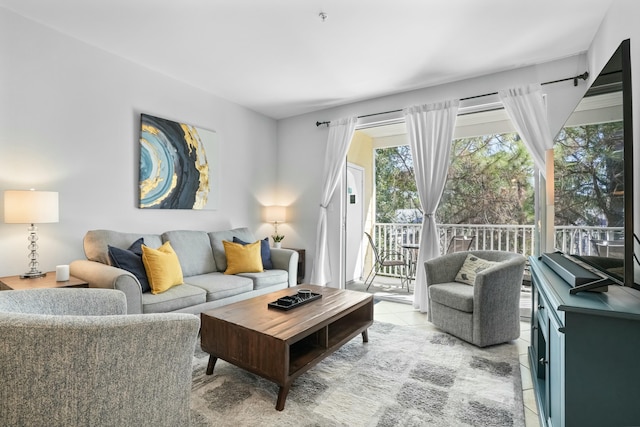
[138, 114, 218, 209]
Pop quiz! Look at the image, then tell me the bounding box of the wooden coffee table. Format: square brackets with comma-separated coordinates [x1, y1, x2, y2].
[200, 284, 373, 411]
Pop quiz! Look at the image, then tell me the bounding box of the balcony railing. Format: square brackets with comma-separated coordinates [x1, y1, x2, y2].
[371, 223, 623, 278]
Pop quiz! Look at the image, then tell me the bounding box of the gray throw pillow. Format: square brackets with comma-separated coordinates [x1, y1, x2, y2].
[455, 254, 499, 285]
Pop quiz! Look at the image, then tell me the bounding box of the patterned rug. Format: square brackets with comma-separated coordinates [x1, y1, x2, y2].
[190, 322, 525, 426]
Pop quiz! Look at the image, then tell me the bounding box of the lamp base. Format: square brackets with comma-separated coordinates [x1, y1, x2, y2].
[20, 271, 46, 279]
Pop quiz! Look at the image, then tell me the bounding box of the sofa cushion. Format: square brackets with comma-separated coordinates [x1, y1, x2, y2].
[237, 269, 288, 290]
[108, 238, 151, 293]
[142, 242, 184, 294]
[84, 230, 163, 266]
[234, 236, 273, 270]
[223, 240, 263, 274]
[141, 284, 206, 313]
[162, 230, 217, 275]
[429, 282, 474, 313]
[209, 227, 256, 272]
[455, 254, 499, 285]
[183, 273, 253, 301]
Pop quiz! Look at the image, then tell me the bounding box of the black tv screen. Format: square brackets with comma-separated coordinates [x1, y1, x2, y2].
[554, 39, 639, 291]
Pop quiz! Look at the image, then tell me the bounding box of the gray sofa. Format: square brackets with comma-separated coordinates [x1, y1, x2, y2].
[0, 288, 200, 426]
[70, 227, 298, 314]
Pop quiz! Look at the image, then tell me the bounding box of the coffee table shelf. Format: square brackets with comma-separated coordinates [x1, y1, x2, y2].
[201, 285, 373, 411]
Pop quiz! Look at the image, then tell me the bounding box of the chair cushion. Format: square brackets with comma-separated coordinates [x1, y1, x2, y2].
[142, 241, 184, 294]
[429, 282, 474, 313]
[108, 238, 151, 293]
[233, 236, 273, 270]
[455, 254, 499, 285]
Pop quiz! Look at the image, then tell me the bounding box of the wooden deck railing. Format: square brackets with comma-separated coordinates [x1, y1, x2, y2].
[370, 223, 623, 278]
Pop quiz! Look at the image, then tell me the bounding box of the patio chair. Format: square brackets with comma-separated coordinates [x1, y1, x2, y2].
[446, 235, 475, 254]
[364, 232, 410, 292]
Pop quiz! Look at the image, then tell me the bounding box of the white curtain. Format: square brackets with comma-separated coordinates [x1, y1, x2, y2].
[498, 84, 554, 251]
[403, 100, 459, 313]
[498, 84, 552, 175]
[310, 117, 358, 286]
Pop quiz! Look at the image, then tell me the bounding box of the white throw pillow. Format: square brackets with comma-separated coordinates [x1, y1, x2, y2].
[455, 254, 499, 285]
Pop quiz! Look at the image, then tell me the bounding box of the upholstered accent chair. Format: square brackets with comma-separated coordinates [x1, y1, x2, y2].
[0, 288, 200, 427]
[424, 250, 526, 347]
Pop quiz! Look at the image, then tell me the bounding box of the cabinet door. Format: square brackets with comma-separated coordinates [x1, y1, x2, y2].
[547, 312, 565, 427]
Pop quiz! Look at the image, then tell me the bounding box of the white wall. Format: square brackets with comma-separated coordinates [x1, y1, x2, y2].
[279, 55, 591, 287]
[0, 8, 279, 277]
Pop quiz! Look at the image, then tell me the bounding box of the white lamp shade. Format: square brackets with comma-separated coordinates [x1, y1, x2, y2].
[264, 205, 286, 223]
[4, 190, 59, 224]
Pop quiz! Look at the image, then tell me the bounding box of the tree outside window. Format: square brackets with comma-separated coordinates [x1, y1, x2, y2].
[375, 133, 535, 226]
[554, 122, 624, 228]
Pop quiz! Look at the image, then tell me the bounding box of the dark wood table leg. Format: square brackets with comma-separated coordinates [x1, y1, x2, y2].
[206, 355, 218, 375]
[362, 329, 369, 343]
[276, 384, 291, 411]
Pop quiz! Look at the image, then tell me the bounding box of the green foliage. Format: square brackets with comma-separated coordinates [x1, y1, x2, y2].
[439, 134, 535, 225]
[554, 122, 624, 227]
[375, 146, 422, 223]
[375, 133, 535, 225]
[374, 122, 623, 228]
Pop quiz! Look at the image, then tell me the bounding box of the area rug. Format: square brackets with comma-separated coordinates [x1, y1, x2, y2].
[190, 322, 525, 427]
[347, 279, 414, 305]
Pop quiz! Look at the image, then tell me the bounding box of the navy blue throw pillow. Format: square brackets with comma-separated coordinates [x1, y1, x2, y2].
[233, 236, 273, 270]
[108, 237, 151, 292]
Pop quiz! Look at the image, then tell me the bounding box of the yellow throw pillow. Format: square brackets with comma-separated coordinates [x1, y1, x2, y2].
[141, 241, 184, 294]
[223, 240, 264, 275]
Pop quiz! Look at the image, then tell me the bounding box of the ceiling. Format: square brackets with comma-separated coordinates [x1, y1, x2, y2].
[0, 0, 615, 120]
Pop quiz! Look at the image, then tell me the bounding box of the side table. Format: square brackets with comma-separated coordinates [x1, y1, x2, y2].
[285, 248, 305, 284]
[0, 272, 88, 290]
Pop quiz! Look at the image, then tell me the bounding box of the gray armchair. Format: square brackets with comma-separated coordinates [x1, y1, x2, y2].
[424, 250, 525, 347]
[0, 288, 200, 427]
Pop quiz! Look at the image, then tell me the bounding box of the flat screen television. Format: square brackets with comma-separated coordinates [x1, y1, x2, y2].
[553, 39, 639, 293]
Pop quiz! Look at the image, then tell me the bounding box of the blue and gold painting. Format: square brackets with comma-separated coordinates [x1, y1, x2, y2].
[139, 114, 218, 209]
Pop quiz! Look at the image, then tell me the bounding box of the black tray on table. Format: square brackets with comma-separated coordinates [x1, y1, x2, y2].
[268, 291, 322, 310]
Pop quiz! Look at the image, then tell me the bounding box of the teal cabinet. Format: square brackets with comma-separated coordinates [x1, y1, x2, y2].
[529, 257, 640, 427]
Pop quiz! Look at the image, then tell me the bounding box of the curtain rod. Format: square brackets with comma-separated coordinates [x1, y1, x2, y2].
[315, 71, 589, 127]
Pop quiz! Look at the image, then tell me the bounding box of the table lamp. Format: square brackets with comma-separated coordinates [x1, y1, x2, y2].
[264, 205, 286, 246]
[4, 189, 59, 278]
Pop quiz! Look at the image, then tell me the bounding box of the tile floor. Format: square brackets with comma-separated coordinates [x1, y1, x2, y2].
[373, 300, 541, 427]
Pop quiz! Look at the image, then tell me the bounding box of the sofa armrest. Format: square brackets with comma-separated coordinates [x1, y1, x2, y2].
[70, 260, 144, 314]
[269, 248, 299, 287]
